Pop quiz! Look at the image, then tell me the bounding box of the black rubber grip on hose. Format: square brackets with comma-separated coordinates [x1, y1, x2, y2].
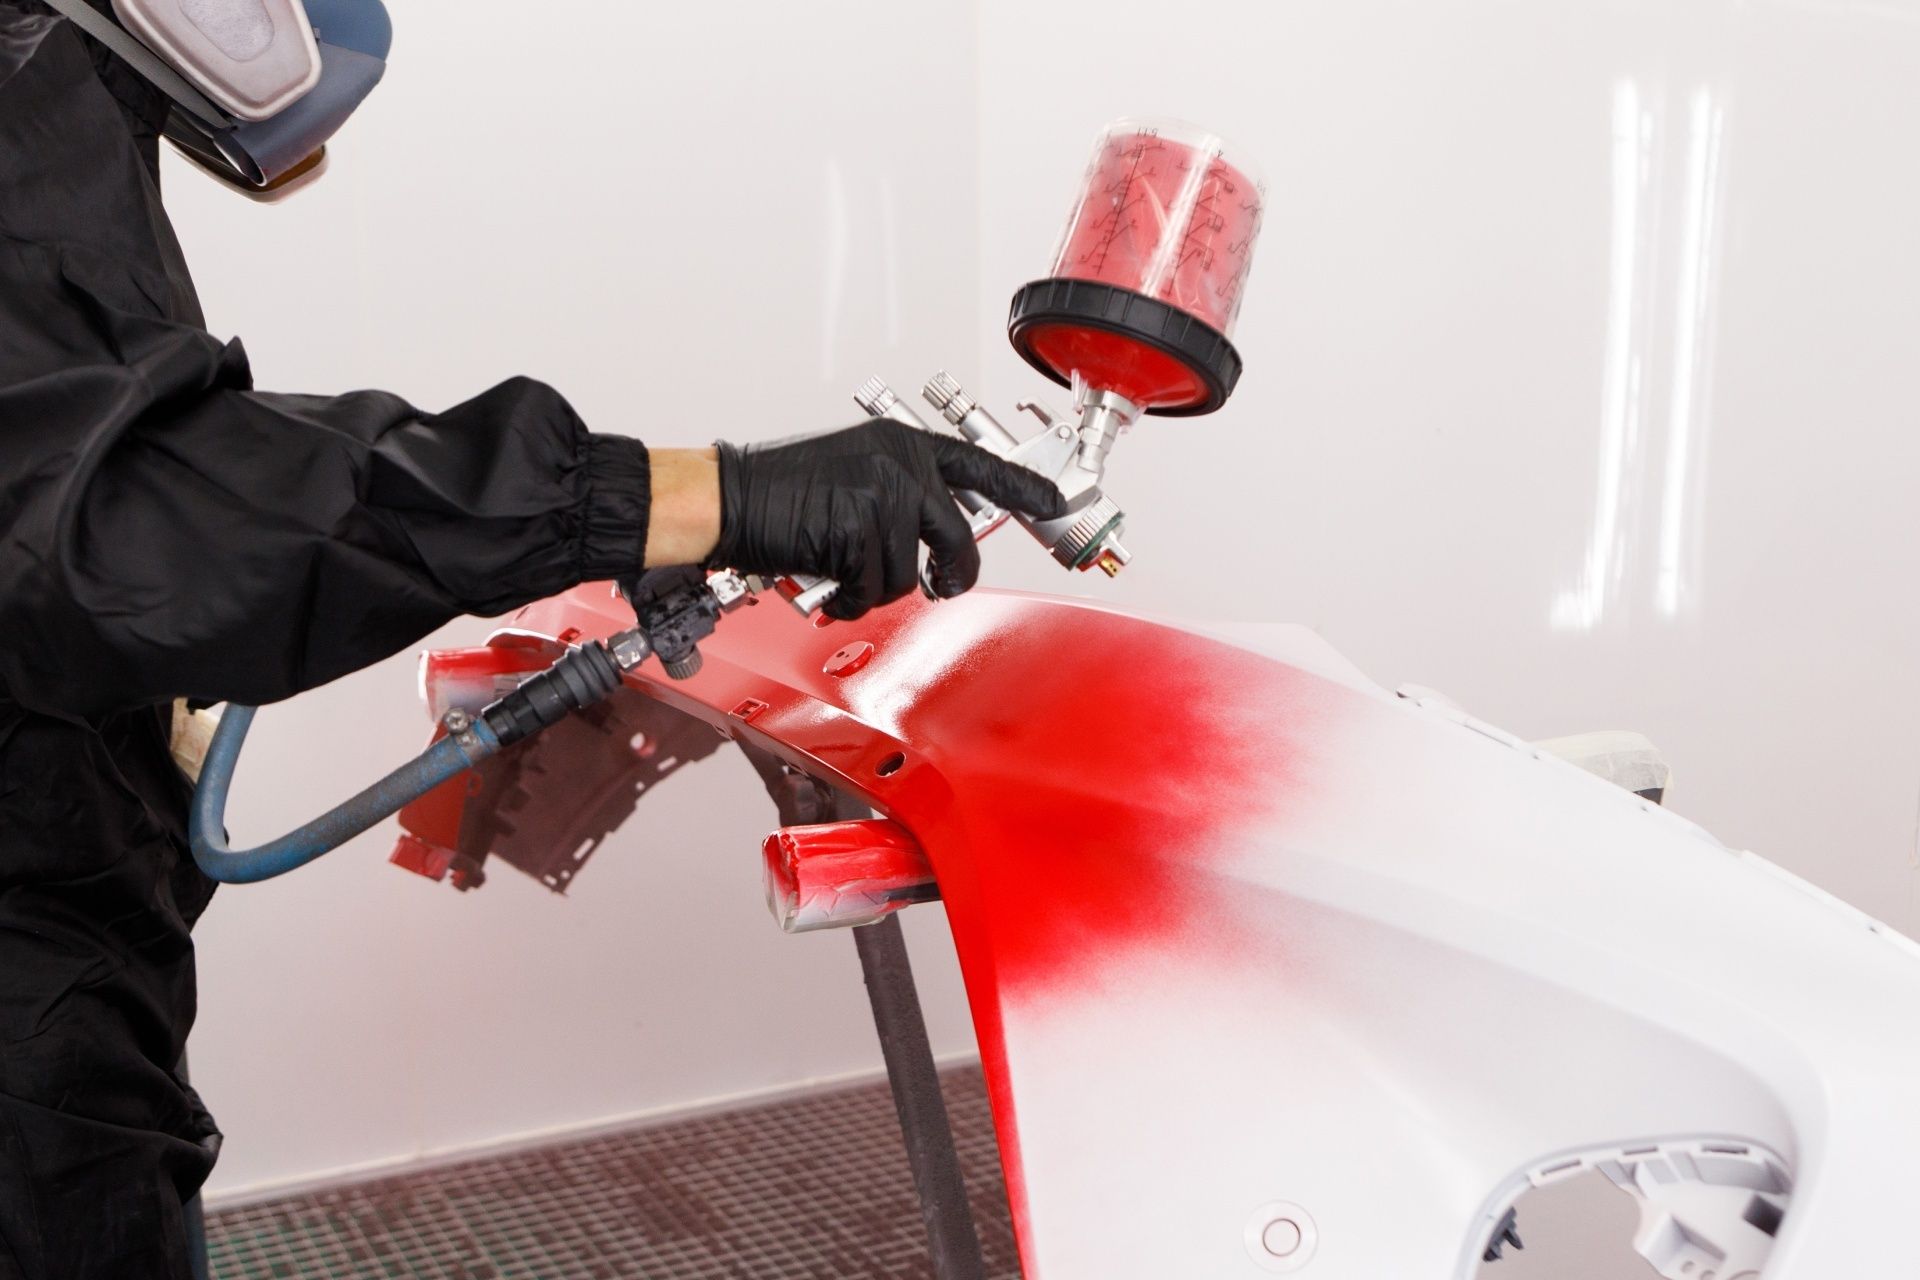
[482, 642, 622, 747]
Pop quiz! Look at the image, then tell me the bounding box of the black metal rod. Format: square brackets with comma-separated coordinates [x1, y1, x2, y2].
[176, 1051, 211, 1280]
[183, 1190, 210, 1280]
[736, 741, 988, 1280]
[854, 914, 987, 1280]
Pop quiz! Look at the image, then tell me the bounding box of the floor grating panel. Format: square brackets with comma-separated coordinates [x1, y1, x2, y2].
[207, 1066, 1021, 1280]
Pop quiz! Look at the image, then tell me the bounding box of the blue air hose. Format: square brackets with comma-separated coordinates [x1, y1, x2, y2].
[189, 704, 502, 884]
[189, 637, 633, 884]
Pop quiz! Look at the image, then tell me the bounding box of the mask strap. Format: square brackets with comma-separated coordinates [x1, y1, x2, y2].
[37, 0, 233, 130]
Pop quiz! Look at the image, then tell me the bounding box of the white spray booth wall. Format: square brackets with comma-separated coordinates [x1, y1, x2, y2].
[174, 0, 1920, 1234]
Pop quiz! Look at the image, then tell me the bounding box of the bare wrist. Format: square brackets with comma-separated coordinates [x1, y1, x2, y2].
[644, 447, 721, 567]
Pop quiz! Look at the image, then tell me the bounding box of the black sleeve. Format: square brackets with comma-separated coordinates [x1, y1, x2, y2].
[0, 320, 651, 721]
[0, 13, 651, 722]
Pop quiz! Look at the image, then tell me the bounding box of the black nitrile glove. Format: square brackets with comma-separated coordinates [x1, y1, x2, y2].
[710, 420, 1068, 620]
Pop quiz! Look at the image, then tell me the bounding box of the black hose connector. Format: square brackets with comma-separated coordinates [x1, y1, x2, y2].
[662, 650, 703, 681]
[482, 641, 622, 747]
[622, 566, 722, 682]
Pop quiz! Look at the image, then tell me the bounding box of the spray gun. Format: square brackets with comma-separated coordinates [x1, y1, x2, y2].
[779, 116, 1262, 617]
[187, 115, 1264, 883]
[921, 374, 1135, 575]
[777, 372, 1138, 614]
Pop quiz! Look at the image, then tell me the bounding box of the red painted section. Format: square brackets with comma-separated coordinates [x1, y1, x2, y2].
[434, 583, 1341, 1274]
[390, 723, 462, 878]
[822, 640, 877, 678]
[762, 817, 935, 931]
[393, 639, 557, 884]
[419, 638, 555, 722]
[390, 831, 454, 882]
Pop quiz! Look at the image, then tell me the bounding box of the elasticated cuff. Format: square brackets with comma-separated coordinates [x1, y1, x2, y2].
[578, 433, 652, 579]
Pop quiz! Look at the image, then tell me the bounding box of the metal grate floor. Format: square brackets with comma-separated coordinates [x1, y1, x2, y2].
[206, 1066, 1020, 1280]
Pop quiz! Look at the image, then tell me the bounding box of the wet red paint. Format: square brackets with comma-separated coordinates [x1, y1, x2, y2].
[390, 830, 455, 882]
[763, 817, 935, 931]
[422, 583, 1340, 1276]
[839, 606, 1315, 999]
[394, 640, 557, 882]
[822, 640, 876, 678]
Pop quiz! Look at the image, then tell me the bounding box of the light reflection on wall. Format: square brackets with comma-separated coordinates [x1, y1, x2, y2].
[1554, 79, 1727, 633]
[1553, 79, 1651, 633]
[1656, 88, 1725, 621]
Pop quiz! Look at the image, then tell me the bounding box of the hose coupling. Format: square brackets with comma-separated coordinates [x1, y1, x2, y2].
[480, 641, 623, 747]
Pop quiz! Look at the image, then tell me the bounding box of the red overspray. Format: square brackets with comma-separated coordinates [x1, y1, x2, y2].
[449, 584, 1338, 1276]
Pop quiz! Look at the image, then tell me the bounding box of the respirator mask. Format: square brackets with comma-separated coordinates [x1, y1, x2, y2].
[43, 0, 390, 195]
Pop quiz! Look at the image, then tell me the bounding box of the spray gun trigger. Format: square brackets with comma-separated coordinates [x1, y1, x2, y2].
[919, 560, 955, 601]
[1013, 400, 1063, 432]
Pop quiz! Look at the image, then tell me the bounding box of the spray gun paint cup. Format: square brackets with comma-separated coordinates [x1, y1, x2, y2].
[1009, 117, 1266, 415]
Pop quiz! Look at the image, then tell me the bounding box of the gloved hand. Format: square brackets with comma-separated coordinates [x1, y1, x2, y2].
[710, 420, 1068, 620]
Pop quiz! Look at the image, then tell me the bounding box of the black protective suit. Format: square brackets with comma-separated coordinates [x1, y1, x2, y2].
[0, 8, 652, 1276]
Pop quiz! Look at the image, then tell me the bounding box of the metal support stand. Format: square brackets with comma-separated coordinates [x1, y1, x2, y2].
[177, 1052, 211, 1280]
[854, 913, 987, 1280]
[740, 744, 988, 1280]
[184, 1188, 210, 1280]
